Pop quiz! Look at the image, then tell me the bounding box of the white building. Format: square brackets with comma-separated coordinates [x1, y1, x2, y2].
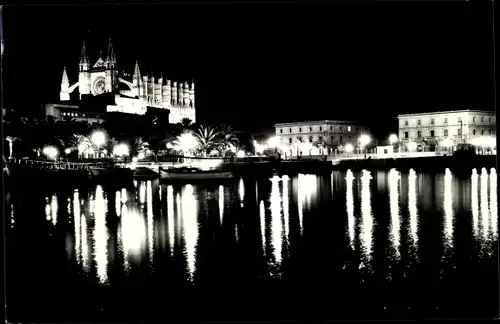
[274, 120, 370, 157]
[397, 110, 496, 153]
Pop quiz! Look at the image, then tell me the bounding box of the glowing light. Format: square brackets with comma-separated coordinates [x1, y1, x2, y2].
[236, 150, 245, 158]
[360, 170, 373, 264]
[282, 176, 290, 238]
[121, 188, 128, 204]
[167, 186, 175, 254]
[389, 169, 400, 258]
[181, 184, 199, 278]
[490, 169, 497, 239]
[113, 143, 130, 157]
[175, 132, 199, 154]
[91, 131, 106, 147]
[346, 170, 355, 248]
[408, 169, 419, 250]
[260, 200, 266, 254]
[43, 146, 59, 160]
[480, 168, 490, 241]
[270, 176, 282, 265]
[64, 148, 72, 155]
[239, 178, 245, 207]
[267, 136, 280, 148]
[443, 169, 454, 247]
[345, 144, 354, 153]
[359, 134, 371, 147]
[166, 142, 173, 149]
[50, 195, 58, 225]
[119, 203, 147, 267]
[218, 185, 224, 222]
[115, 191, 121, 217]
[296, 174, 318, 232]
[389, 134, 398, 145]
[73, 190, 81, 265]
[471, 169, 479, 238]
[81, 213, 90, 273]
[137, 152, 145, 160]
[92, 185, 109, 285]
[139, 181, 146, 203]
[407, 142, 417, 152]
[146, 181, 154, 264]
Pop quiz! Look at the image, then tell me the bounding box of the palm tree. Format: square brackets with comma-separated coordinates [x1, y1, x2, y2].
[5, 136, 21, 159]
[193, 126, 220, 157]
[217, 124, 239, 157]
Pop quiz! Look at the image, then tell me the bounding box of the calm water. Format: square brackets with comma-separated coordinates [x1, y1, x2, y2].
[5, 168, 499, 321]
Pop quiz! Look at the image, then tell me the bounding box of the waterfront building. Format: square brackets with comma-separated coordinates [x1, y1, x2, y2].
[397, 109, 496, 153]
[56, 39, 196, 124]
[274, 120, 371, 157]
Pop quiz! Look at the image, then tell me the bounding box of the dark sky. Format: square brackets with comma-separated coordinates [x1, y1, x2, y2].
[1, 2, 495, 137]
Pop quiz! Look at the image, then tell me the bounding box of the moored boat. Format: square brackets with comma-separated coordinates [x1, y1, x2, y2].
[160, 166, 234, 181]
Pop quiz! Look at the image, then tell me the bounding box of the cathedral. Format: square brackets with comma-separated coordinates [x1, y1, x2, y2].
[59, 39, 196, 124]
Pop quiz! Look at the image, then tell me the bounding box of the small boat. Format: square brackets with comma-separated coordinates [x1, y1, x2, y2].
[160, 166, 234, 181]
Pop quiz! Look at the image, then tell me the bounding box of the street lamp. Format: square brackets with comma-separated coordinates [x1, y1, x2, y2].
[43, 146, 59, 160]
[267, 136, 280, 156]
[91, 131, 107, 158]
[359, 134, 371, 158]
[113, 143, 130, 158]
[389, 134, 398, 145]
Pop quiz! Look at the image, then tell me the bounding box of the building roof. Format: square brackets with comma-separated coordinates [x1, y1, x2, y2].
[397, 109, 495, 118]
[275, 119, 364, 127]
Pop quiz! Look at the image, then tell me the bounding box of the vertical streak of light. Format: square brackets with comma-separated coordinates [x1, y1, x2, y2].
[182, 184, 198, 278]
[121, 188, 128, 204]
[443, 169, 454, 247]
[73, 190, 81, 265]
[167, 186, 175, 254]
[270, 176, 282, 264]
[471, 169, 479, 238]
[480, 168, 490, 241]
[408, 169, 419, 250]
[51, 195, 58, 225]
[282, 175, 290, 238]
[239, 178, 245, 207]
[490, 169, 497, 239]
[45, 197, 51, 221]
[389, 169, 400, 258]
[119, 204, 130, 272]
[139, 181, 146, 203]
[176, 193, 182, 246]
[360, 170, 373, 262]
[81, 213, 90, 273]
[218, 185, 224, 223]
[260, 200, 266, 255]
[93, 185, 109, 285]
[346, 170, 355, 249]
[115, 191, 121, 217]
[146, 181, 154, 264]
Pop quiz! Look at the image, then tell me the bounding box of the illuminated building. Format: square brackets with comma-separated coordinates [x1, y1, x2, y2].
[397, 110, 496, 153]
[56, 39, 196, 124]
[274, 120, 370, 157]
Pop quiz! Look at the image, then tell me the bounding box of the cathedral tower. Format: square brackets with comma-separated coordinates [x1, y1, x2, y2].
[105, 38, 117, 93]
[60, 67, 70, 101]
[132, 60, 142, 98]
[78, 41, 91, 98]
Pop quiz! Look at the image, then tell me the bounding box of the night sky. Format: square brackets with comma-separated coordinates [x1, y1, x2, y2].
[1, 2, 495, 138]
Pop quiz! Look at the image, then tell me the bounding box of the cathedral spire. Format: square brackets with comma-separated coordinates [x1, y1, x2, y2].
[60, 66, 70, 101]
[133, 60, 141, 79]
[79, 41, 89, 72]
[106, 38, 116, 66]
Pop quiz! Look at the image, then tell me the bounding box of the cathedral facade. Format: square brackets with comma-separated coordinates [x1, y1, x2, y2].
[59, 39, 196, 124]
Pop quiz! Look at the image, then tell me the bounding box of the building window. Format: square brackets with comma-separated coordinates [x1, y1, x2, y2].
[330, 126, 333, 131]
[340, 136, 343, 142]
[280, 129, 283, 134]
[444, 118, 448, 124]
[444, 129, 448, 137]
[289, 138, 292, 144]
[348, 126, 351, 131]
[405, 120, 409, 126]
[331, 136, 334, 141]
[309, 136, 313, 143]
[430, 130, 434, 137]
[319, 136, 323, 142]
[458, 128, 462, 136]
[298, 136, 302, 142]
[473, 116, 476, 123]
[289, 128, 292, 133]
[473, 129, 476, 136]
[481, 116, 484, 123]
[404, 132, 409, 139]
[489, 129, 492, 135]
[319, 126, 322, 131]
[417, 131, 421, 138]
[481, 129, 485, 135]
[299, 127, 302, 132]
[309, 127, 313, 132]
[489, 117, 492, 122]
[340, 127, 342, 131]
[430, 119, 434, 125]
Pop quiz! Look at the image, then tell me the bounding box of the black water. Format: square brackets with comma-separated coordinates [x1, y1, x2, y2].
[5, 168, 499, 322]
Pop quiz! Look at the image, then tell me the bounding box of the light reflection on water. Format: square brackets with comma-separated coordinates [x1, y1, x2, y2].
[27, 169, 497, 298]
